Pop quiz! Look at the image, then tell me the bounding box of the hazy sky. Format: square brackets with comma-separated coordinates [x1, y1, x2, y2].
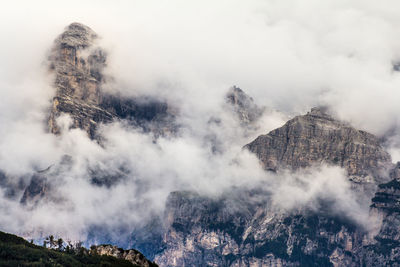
[0, 0, 399, 242]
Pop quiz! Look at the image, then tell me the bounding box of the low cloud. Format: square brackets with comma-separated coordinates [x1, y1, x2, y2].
[0, 0, 398, 243]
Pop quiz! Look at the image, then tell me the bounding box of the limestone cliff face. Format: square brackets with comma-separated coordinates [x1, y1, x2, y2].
[48, 23, 113, 138]
[48, 22, 176, 139]
[245, 107, 392, 183]
[154, 191, 366, 267]
[226, 86, 264, 125]
[49, 22, 104, 103]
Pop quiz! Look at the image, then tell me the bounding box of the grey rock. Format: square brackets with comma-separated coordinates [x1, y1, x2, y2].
[226, 86, 264, 125]
[390, 162, 400, 180]
[154, 190, 367, 267]
[362, 178, 400, 266]
[245, 107, 392, 184]
[48, 22, 177, 139]
[92, 244, 158, 267]
[48, 23, 110, 137]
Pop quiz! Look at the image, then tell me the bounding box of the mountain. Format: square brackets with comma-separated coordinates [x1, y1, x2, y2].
[48, 22, 176, 139]
[20, 22, 179, 205]
[245, 107, 391, 182]
[0, 230, 155, 267]
[4, 22, 400, 267]
[226, 86, 264, 125]
[148, 108, 400, 266]
[0, 22, 168, 266]
[47, 22, 113, 138]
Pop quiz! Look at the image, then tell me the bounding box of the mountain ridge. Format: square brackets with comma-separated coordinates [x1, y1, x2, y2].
[4, 22, 400, 267]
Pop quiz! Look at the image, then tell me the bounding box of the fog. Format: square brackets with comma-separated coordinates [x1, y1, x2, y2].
[0, 0, 399, 243]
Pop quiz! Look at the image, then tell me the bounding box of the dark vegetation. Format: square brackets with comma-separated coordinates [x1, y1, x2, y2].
[0, 230, 139, 267]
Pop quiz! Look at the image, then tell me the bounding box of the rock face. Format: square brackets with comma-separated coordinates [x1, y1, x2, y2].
[226, 86, 264, 125]
[365, 177, 400, 266]
[93, 245, 158, 267]
[100, 94, 177, 137]
[48, 23, 112, 138]
[245, 107, 392, 184]
[48, 22, 176, 139]
[154, 190, 367, 267]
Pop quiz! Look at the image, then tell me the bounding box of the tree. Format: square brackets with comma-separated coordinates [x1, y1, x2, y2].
[90, 245, 98, 255]
[57, 238, 64, 251]
[49, 235, 54, 248]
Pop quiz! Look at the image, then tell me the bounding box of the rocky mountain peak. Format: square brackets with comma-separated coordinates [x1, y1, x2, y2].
[48, 22, 110, 137]
[307, 106, 334, 120]
[47, 23, 176, 139]
[56, 22, 98, 48]
[245, 107, 392, 183]
[49, 22, 105, 102]
[226, 86, 249, 105]
[226, 85, 263, 124]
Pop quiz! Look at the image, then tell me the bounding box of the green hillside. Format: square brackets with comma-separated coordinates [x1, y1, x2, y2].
[0, 231, 136, 267]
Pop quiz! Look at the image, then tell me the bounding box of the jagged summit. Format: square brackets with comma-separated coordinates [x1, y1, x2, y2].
[48, 22, 109, 136]
[226, 86, 249, 105]
[245, 107, 392, 183]
[56, 22, 98, 48]
[226, 85, 263, 124]
[49, 22, 105, 102]
[307, 106, 334, 120]
[47, 23, 175, 138]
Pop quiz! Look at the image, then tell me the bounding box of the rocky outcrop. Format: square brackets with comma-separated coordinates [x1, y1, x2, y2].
[93, 245, 158, 267]
[48, 22, 176, 139]
[48, 22, 111, 138]
[226, 86, 264, 125]
[245, 107, 392, 184]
